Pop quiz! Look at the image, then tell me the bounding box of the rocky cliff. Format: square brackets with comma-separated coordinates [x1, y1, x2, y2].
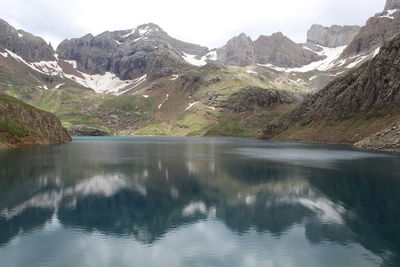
[0, 93, 71, 149]
[385, 0, 400, 11]
[253, 32, 322, 67]
[216, 33, 256, 67]
[0, 19, 55, 62]
[217, 32, 321, 68]
[57, 23, 209, 80]
[341, 1, 400, 57]
[266, 33, 400, 152]
[307, 24, 360, 47]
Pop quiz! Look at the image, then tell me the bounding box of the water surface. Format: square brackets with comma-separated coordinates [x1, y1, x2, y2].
[1, 137, 400, 267]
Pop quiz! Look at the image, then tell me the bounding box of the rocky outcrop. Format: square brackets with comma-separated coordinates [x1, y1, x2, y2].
[68, 125, 109, 136]
[223, 86, 299, 112]
[217, 32, 321, 68]
[307, 24, 360, 47]
[266, 33, 400, 151]
[298, 33, 400, 121]
[57, 23, 209, 80]
[384, 0, 400, 11]
[253, 32, 323, 67]
[0, 19, 56, 62]
[341, 5, 400, 57]
[355, 123, 400, 152]
[0, 93, 71, 149]
[216, 34, 257, 67]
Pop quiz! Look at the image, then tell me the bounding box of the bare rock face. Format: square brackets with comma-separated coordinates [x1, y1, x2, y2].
[254, 32, 323, 67]
[384, 0, 400, 11]
[0, 94, 71, 149]
[307, 24, 360, 47]
[341, 5, 400, 57]
[57, 23, 209, 79]
[265, 33, 400, 152]
[355, 123, 400, 152]
[0, 19, 56, 62]
[298, 33, 400, 121]
[216, 33, 256, 67]
[217, 32, 322, 68]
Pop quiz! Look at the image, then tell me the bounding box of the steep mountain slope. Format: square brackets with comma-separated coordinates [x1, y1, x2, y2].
[57, 23, 211, 80]
[341, 2, 400, 58]
[216, 32, 322, 68]
[265, 33, 400, 152]
[216, 34, 256, 67]
[253, 32, 322, 67]
[307, 24, 360, 47]
[0, 19, 55, 62]
[13, 64, 310, 138]
[0, 93, 71, 149]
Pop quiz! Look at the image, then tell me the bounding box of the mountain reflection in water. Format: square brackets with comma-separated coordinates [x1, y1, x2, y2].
[0, 137, 399, 267]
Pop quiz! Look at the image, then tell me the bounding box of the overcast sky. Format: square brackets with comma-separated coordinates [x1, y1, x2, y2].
[1, 0, 386, 49]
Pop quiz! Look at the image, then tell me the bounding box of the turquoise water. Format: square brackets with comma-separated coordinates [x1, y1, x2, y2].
[1, 137, 400, 267]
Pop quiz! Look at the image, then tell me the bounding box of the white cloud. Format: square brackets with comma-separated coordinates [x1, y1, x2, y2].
[0, 0, 386, 49]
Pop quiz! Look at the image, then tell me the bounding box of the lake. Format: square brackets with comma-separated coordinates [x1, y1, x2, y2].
[1, 137, 400, 267]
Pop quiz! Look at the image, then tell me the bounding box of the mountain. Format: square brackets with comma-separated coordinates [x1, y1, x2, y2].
[265, 32, 400, 152]
[216, 33, 256, 67]
[341, 2, 400, 58]
[385, 0, 400, 11]
[0, 93, 71, 149]
[307, 24, 360, 47]
[216, 32, 322, 68]
[0, 0, 399, 145]
[0, 19, 55, 62]
[57, 23, 212, 80]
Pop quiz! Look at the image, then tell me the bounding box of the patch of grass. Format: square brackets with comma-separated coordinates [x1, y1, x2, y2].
[134, 124, 167, 136]
[0, 122, 28, 137]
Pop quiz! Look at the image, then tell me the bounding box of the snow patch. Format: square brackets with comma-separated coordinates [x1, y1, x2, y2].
[142, 95, 150, 98]
[380, 9, 399, 19]
[309, 75, 317, 81]
[123, 28, 136, 38]
[54, 83, 65, 89]
[17, 32, 23, 38]
[185, 102, 199, 111]
[32, 61, 64, 76]
[66, 60, 78, 69]
[170, 74, 179, 81]
[0, 52, 8, 57]
[373, 47, 381, 57]
[182, 53, 207, 67]
[258, 45, 347, 73]
[346, 48, 380, 69]
[138, 26, 156, 36]
[132, 36, 147, 43]
[246, 70, 258, 74]
[203, 51, 218, 61]
[115, 74, 148, 96]
[4, 48, 148, 95]
[182, 51, 218, 67]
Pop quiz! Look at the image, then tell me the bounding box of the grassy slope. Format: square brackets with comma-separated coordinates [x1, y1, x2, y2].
[0, 93, 35, 138]
[2, 64, 311, 137]
[133, 66, 309, 137]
